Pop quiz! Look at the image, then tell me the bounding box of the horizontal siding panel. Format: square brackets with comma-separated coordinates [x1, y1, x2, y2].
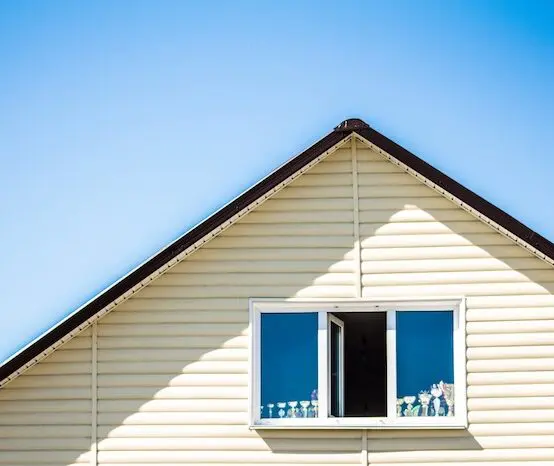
[98, 323, 248, 337]
[96, 450, 360, 463]
[189, 248, 356, 261]
[468, 346, 554, 360]
[32, 348, 92, 363]
[467, 333, 554, 347]
[468, 320, 554, 334]
[54, 336, 92, 350]
[99, 424, 360, 438]
[0, 451, 91, 464]
[360, 209, 472, 223]
[291, 173, 353, 187]
[98, 411, 247, 426]
[98, 386, 247, 400]
[205, 236, 355, 249]
[360, 221, 494, 236]
[362, 270, 549, 286]
[98, 360, 247, 375]
[261, 198, 353, 211]
[118, 298, 247, 311]
[0, 399, 90, 413]
[97, 373, 247, 387]
[157, 272, 354, 287]
[23, 362, 92, 375]
[468, 383, 554, 398]
[357, 160, 404, 173]
[469, 422, 554, 436]
[357, 173, 420, 186]
[469, 295, 554, 308]
[469, 397, 554, 411]
[0, 425, 90, 438]
[367, 448, 554, 463]
[0, 387, 91, 401]
[364, 258, 549, 274]
[274, 186, 353, 198]
[6, 375, 91, 388]
[103, 310, 248, 324]
[363, 282, 552, 297]
[98, 335, 248, 349]
[170, 259, 354, 274]
[302, 160, 352, 174]
[361, 245, 529, 261]
[469, 411, 554, 423]
[96, 437, 360, 452]
[99, 399, 247, 413]
[366, 435, 554, 451]
[468, 371, 554, 385]
[359, 197, 456, 210]
[467, 307, 554, 322]
[139, 285, 355, 299]
[467, 358, 554, 372]
[362, 462, 554, 466]
[0, 412, 91, 425]
[224, 223, 353, 236]
[98, 348, 248, 362]
[358, 185, 442, 198]
[361, 234, 513, 249]
[0, 437, 91, 451]
[239, 211, 354, 223]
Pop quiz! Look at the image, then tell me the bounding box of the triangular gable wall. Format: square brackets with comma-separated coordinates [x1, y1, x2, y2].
[2, 135, 554, 464]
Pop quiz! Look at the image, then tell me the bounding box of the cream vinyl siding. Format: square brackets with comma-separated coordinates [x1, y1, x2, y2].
[2, 136, 554, 465]
[94, 144, 361, 466]
[0, 330, 92, 465]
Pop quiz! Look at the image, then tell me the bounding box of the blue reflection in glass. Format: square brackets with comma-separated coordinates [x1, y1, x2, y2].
[260, 313, 317, 418]
[396, 311, 454, 398]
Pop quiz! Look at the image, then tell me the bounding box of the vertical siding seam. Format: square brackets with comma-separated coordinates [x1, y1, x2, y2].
[352, 136, 362, 298]
[91, 322, 98, 466]
[361, 429, 368, 466]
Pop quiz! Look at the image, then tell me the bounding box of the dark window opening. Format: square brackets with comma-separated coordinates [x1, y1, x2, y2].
[333, 312, 387, 417]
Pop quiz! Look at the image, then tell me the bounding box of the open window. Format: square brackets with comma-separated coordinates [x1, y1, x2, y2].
[250, 299, 466, 428]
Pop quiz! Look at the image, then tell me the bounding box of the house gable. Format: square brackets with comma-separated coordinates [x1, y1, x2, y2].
[1, 123, 554, 464]
[3, 118, 554, 387]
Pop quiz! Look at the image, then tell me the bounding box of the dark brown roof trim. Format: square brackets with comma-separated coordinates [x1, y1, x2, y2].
[2, 118, 553, 383]
[349, 122, 554, 260]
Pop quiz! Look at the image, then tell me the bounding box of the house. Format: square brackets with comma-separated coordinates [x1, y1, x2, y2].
[1, 117, 554, 465]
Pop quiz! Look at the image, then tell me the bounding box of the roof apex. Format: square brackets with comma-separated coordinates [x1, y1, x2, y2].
[334, 118, 370, 132]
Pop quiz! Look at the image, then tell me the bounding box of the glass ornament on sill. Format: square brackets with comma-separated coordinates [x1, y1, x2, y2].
[300, 400, 310, 418]
[397, 381, 454, 417]
[267, 403, 274, 418]
[277, 402, 287, 418]
[418, 391, 432, 417]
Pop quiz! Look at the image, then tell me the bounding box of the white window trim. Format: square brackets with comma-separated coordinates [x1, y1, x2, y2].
[249, 297, 467, 429]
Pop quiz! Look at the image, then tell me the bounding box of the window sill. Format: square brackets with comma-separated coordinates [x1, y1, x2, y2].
[251, 417, 467, 430]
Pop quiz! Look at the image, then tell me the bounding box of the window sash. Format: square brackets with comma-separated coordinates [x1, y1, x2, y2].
[250, 299, 466, 428]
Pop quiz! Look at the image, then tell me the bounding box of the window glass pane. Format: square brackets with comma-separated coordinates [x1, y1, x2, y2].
[330, 320, 342, 417]
[260, 313, 318, 419]
[396, 311, 454, 417]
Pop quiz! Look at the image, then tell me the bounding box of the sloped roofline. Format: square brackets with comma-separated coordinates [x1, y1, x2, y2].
[2, 118, 553, 385]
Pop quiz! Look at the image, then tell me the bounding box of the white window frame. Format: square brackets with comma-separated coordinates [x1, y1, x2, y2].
[249, 298, 467, 429]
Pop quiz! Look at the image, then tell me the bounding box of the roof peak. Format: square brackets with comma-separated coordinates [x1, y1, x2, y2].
[334, 118, 370, 132]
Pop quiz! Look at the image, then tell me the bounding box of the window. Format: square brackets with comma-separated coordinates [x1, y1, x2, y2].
[250, 299, 466, 428]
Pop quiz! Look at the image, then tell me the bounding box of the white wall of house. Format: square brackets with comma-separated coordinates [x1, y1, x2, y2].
[2, 137, 554, 465]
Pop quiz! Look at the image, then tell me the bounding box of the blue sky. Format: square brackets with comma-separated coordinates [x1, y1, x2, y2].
[0, 0, 553, 362]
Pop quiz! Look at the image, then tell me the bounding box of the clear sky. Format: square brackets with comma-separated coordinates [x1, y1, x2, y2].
[0, 0, 553, 362]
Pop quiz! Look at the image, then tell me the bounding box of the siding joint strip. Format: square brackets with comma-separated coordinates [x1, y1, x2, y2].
[352, 136, 362, 298]
[361, 429, 368, 466]
[91, 322, 98, 466]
